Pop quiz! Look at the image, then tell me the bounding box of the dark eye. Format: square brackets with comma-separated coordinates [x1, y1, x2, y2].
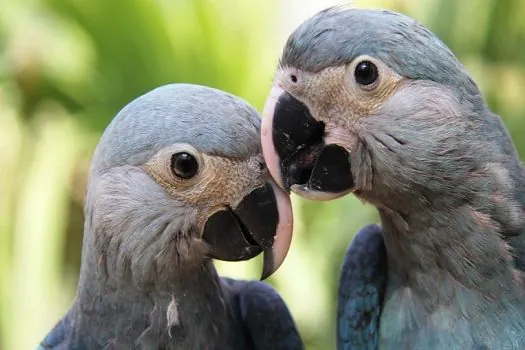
[354, 60, 378, 86]
[290, 74, 298, 83]
[171, 152, 199, 179]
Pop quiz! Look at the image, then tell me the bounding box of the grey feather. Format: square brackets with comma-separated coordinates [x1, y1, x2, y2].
[92, 84, 261, 176]
[281, 7, 479, 101]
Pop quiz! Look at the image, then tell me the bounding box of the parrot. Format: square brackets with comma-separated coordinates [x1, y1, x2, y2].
[38, 83, 303, 350]
[260, 6, 525, 350]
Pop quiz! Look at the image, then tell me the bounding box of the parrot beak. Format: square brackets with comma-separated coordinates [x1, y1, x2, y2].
[202, 181, 293, 280]
[261, 85, 354, 201]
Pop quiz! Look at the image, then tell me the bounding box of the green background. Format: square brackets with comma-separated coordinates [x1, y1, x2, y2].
[1, 0, 524, 349]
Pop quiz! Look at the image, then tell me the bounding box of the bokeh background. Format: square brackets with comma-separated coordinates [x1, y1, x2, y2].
[1, 0, 524, 349]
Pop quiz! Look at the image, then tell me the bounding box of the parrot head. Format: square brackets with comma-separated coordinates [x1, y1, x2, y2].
[85, 84, 293, 282]
[261, 7, 510, 210]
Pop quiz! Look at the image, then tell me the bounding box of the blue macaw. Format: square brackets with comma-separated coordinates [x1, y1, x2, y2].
[261, 7, 525, 349]
[39, 84, 303, 349]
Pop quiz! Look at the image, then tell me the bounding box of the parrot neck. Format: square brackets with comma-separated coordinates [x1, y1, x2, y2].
[70, 246, 236, 348]
[378, 205, 519, 301]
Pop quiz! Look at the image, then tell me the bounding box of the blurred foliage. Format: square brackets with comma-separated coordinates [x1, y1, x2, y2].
[0, 0, 524, 349]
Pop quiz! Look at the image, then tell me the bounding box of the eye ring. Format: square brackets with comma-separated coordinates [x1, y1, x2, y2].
[170, 152, 199, 179]
[354, 60, 379, 88]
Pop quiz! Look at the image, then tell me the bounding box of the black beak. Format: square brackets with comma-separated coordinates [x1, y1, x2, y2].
[202, 182, 293, 280]
[261, 87, 354, 200]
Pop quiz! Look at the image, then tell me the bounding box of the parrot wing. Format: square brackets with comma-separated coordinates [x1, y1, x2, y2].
[222, 278, 304, 350]
[37, 308, 83, 350]
[502, 165, 525, 273]
[337, 224, 387, 350]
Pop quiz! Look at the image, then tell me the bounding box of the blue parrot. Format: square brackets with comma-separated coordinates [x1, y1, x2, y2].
[38, 84, 303, 349]
[260, 6, 525, 350]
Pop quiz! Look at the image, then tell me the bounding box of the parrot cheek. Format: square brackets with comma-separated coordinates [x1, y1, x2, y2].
[201, 182, 293, 280]
[261, 86, 354, 201]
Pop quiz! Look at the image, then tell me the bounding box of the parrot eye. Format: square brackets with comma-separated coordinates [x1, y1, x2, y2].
[354, 60, 379, 87]
[171, 152, 199, 179]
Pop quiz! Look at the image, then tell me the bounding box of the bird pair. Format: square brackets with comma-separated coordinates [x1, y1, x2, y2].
[40, 6, 525, 350]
